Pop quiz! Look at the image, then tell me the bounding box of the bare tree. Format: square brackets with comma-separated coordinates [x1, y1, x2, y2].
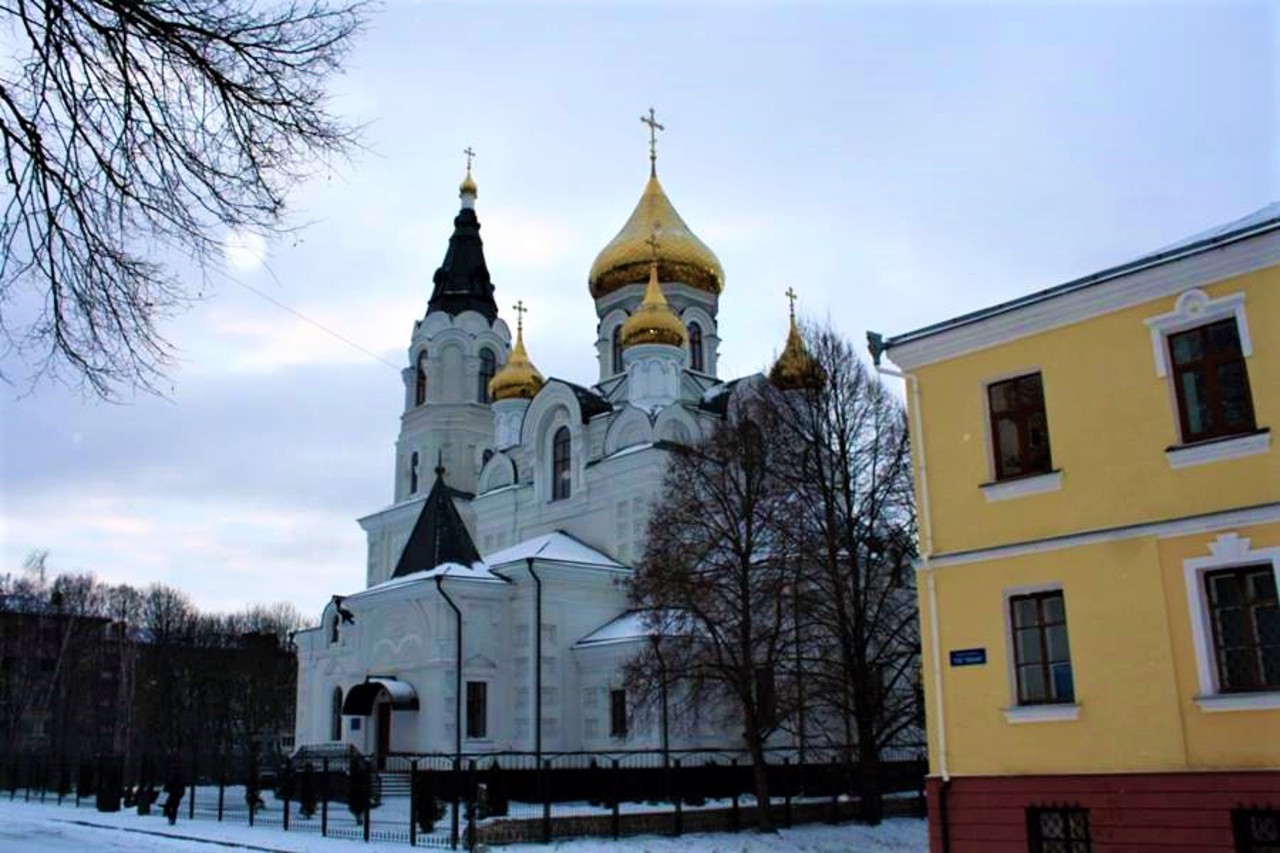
[626, 400, 795, 830]
[768, 323, 920, 825]
[0, 0, 366, 396]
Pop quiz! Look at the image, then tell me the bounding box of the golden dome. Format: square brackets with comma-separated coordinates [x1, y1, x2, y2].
[770, 304, 824, 391]
[589, 174, 724, 298]
[620, 261, 688, 349]
[489, 318, 544, 402]
[459, 169, 477, 197]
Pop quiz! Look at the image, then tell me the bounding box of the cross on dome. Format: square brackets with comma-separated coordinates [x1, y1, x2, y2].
[463, 146, 476, 171]
[512, 299, 527, 333]
[640, 107, 664, 175]
[785, 286, 798, 319]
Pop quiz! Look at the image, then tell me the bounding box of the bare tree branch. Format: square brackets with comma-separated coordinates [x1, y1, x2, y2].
[0, 0, 366, 397]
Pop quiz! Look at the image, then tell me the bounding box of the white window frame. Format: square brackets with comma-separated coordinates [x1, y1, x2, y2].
[1000, 582, 1081, 724]
[1144, 288, 1268, 467]
[1184, 533, 1280, 712]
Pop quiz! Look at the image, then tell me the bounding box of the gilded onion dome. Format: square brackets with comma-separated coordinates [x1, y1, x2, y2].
[589, 174, 725, 298]
[620, 260, 688, 349]
[489, 314, 544, 401]
[459, 168, 477, 197]
[769, 295, 824, 391]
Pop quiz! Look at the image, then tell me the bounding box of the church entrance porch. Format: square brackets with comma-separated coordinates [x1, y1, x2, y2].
[341, 677, 420, 768]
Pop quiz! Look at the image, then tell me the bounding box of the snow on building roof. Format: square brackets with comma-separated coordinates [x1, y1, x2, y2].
[574, 610, 653, 648]
[347, 561, 508, 601]
[484, 530, 625, 570]
[573, 608, 691, 648]
[883, 200, 1280, 350]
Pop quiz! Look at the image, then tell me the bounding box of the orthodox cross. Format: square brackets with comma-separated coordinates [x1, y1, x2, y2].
[463, 146, 476, 172]
[512, 299, 527, 333]
[785, 286, 798, 319]
[640, 107, 664, 173]
[645, 228, 662, 261]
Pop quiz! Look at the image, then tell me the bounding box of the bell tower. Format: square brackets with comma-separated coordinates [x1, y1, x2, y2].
[396, 154, 510, 500]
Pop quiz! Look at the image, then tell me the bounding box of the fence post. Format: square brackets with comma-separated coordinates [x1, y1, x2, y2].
[363, 763, 372, 844]
[217, 768, 225, 822]
[450, 758, 461, 850]
[672, 757, 682, 837]
[188, 757, 196, 821]
[611, 758, 621, 840]
[74, 760, 80, 808]
[321, 757, 329, 838]
[283, 785, 290, 832]
[465, 759, 477, 852]
[540, 759, 552, 844]
[408, 759, 418, 848]
[783, 756, 792, 829]
[730, 758, 740, 832]
[39, 754, 47, 803]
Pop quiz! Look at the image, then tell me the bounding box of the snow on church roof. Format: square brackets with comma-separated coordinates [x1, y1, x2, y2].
[347, 561, 509, 600]
[573, 608, 691, 648]
[484, 530, 625, 570]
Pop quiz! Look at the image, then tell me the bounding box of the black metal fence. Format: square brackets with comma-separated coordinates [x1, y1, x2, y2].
[0, 745, 926, 849]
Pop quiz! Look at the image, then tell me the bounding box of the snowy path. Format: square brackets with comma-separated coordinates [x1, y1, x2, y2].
[0, 799, 927, 851]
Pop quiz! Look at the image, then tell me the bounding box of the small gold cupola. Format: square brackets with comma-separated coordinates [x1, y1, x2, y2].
[489, 301, 545, 401]
[769, 288, 824, 391]
[620, 234, 688, 349]
[459, 146, 478, 204]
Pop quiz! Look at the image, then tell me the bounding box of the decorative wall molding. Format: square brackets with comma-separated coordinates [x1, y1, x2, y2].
[1144, 289, 1251, 378]
[921, 503, 1280, 569]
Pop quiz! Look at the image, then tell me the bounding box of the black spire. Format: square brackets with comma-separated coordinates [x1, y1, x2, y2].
[427, 202, 498, 323]
[392, 465, 482, 578]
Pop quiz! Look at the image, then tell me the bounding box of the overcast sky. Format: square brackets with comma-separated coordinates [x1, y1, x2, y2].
[1, 0, 1275, 618]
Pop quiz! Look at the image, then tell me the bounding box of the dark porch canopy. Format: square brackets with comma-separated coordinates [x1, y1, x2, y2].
[342, 677, 420, 715]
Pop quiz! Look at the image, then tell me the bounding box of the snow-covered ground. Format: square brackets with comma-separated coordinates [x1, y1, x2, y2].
[0, 798, 928, 851]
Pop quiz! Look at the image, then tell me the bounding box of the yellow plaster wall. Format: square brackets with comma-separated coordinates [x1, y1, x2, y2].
[922, 538, 1191, 776]
[919, 522, 1280, 778]
[912, 266, 1279, 557]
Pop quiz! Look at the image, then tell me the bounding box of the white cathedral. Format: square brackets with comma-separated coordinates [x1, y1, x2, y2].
[294, 141, 819, 764]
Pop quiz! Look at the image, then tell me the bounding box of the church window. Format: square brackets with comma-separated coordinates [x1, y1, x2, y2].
[330, 687, 343, 741]
[611, 325, 623, 375]
[466, 681, 488, 739]
[610, 689, 628, 738]
[415, 351, 428, 406]
[551, 426, 571, 501]
[689, 322, 704, 372]
[410, 451, 420, 495]
[478, 348, 496, 403]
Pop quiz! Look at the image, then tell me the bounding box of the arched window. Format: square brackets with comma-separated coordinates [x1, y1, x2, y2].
[689, 322, 704, 372]
[331, 687, 343, 741]
[611, 325, 623, 375]
[478, 348, 496, 403]
[410, 451, 420, 495]
[414, 351, 428, 406]
[552, 426, 571, 501]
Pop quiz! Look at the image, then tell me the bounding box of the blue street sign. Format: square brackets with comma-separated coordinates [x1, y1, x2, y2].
[949, 648, 987, 667]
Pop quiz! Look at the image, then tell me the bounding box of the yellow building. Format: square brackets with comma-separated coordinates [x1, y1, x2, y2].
[875, 204, 1279, 853]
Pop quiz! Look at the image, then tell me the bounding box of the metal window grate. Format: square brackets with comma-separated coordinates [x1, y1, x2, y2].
[1233, 808, 1280, 852]
[1028, 806, 1091, 853]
